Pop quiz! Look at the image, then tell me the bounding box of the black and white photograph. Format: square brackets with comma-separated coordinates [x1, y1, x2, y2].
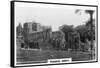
[11, 1, 98, 67]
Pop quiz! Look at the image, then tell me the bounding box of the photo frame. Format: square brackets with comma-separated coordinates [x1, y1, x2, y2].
[10, 1, 98, 67]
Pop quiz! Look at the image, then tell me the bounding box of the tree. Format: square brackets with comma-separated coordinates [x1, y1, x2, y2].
[59, 25, 74, 42]
[16, 23, 23, 36]
[75, 9, 95, 40]
[75, 9, 95, 59]
[59, 25, 79, 50]
[75, 25, 88, 43]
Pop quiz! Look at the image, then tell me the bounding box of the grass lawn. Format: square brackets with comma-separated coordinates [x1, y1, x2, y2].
[17, 48, 92, 63]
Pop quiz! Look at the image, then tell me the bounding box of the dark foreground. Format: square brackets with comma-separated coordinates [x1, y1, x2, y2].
[17, 48, 93, 64]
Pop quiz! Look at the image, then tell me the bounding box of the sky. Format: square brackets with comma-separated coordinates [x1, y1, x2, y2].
[15, 2, 96, 31]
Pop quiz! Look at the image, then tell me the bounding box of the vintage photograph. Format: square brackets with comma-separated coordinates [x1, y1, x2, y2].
[13, 1, 97, 66]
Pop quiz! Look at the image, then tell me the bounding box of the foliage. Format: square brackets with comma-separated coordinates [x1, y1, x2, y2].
[59, 25, 75, 42]
[75, 24, 95, 42]
[16, 23, 23, 36]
